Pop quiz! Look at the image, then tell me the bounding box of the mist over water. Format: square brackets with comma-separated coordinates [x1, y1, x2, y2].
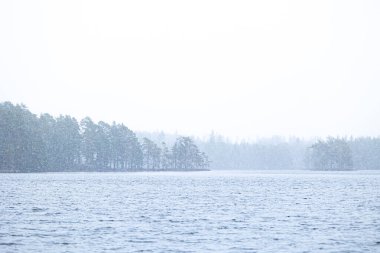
[1, 171, 379, 252]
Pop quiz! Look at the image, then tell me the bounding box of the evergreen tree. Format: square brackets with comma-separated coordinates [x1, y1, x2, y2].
[172, 137, 209, 170]
[309, 138, 353, 170]
[142, 138, 161, 170]
[160, 142, 171, 170]
[0, 103, 44, 172]
[55, 115, 81, 170]
[96, 121, 112, 169]
[80, 117, 98, 169]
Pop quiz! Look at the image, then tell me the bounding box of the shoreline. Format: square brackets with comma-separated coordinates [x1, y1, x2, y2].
[0, 168, 210, 173]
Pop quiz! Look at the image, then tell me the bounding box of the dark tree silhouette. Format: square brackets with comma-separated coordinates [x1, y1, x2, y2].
[0, 102, 208, 172]
[309, 138, 353, 170]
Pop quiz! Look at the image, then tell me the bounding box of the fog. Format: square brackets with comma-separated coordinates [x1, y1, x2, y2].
[1, 0, 380, 140]
[1, 2, 380, 252]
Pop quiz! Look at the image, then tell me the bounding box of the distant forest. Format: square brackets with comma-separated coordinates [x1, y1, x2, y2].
[141, 132, 380, 171]
[0, 102, 209, 172]
[197, 135, 380, 170]
[1, 102, 379, 172]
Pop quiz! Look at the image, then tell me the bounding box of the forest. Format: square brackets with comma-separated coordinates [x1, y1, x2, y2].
[0, 102, 209, 172]
[196, 134, 379, 171]
[1, 102, 379, 172]
[140, 132, 380, 171]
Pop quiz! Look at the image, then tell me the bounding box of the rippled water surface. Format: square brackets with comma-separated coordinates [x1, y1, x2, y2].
[1, 170, 379, 252]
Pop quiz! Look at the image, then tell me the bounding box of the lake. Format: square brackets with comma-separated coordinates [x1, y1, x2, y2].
[0, 170, 379, 252]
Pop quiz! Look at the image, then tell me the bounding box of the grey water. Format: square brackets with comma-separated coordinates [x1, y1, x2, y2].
[0, 171, 379, 253]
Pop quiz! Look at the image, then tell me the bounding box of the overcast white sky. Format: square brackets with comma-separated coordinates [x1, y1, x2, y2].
[1, 0, 379, 140]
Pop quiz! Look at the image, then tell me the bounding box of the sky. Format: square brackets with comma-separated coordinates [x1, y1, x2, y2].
[1, 0, 379, 140]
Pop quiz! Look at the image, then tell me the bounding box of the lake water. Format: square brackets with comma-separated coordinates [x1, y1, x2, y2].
[0, 170, 379, 252]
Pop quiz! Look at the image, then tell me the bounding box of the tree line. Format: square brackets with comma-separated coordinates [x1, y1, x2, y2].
[307, 137, 353, 170]
[135, 131, 380, 171]
[1, 102, 379, 172]
[0, 102, 209, 172]
[201, 135, 379, 170]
